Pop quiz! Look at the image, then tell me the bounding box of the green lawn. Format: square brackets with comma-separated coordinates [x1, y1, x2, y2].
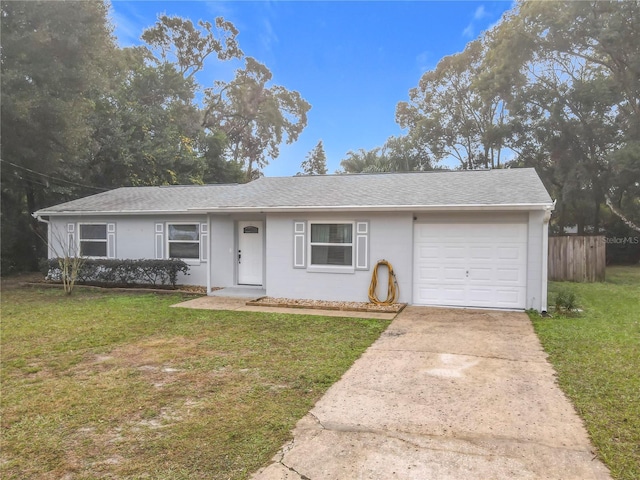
[0, 287, 390, 479]
[530, 266, 640, 480]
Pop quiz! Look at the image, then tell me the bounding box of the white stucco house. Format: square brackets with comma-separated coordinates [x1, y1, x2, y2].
[34, 168, 554, 311]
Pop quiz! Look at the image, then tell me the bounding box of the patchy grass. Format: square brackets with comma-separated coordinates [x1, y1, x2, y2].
[530, 266, 640, 480]
[1, 288, 390, 479]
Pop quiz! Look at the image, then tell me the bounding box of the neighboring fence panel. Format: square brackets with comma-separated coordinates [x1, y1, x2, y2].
[548, 236, 606, 282]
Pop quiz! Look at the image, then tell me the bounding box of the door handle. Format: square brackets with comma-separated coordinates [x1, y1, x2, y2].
[238, 250, 242, 264]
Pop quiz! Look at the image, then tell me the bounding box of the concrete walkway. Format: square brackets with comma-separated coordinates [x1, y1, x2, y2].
[171, 296, 398, 320]
[252, 307, 611, 480]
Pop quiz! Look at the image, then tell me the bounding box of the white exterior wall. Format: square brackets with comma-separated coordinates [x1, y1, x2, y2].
[46, 208, 550, 310]
[47, 215, 209, 286]
[526, 210, 548, 312]
[265, 212, 414, 303]
[209, 215, 236, 288]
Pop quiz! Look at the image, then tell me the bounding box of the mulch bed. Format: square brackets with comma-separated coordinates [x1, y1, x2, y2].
[246, 296, 406, 313]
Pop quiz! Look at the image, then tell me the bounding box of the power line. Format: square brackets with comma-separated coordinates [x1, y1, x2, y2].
[3, 170, 52, 190]
[1, 159, 109, 192]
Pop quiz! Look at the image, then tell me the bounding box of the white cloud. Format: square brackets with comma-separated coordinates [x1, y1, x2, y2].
[462, 4, 494, 38]
[261, 18, 279, 53]
[204, 1, 235, 19]
[109, 9, 145, 47]
[108, 2, 159, 47]
[474, 5, 488, 20]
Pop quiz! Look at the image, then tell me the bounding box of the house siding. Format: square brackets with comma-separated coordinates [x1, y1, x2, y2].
[265, 212, 413, 303]
[47, 215, 209, 286]
[526, 210, 546, 311]
[209, 215, 236, 288]
[45, 208, 549, 311]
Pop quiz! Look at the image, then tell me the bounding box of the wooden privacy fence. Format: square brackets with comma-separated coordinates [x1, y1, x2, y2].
[548, 236, 606, 282]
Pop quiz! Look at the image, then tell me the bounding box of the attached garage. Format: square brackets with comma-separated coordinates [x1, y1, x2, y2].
[413, 219, 529, 309]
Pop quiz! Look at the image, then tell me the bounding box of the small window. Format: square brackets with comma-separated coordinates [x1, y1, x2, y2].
[243, 226, 259, 234]
[310, 223, 353, 267]
[79, 224, 107, 257]
[168, 224, 200, 259]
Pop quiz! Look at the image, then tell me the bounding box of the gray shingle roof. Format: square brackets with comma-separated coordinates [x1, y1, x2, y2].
[34, 168, 552, 215]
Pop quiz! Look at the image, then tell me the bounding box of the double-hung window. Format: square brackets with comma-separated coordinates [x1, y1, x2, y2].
[167, 224, 200, 259]
[309, 223, 353, 267]
[79, 224, 107, 257]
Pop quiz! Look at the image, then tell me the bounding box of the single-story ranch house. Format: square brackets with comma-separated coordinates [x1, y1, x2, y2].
[34, 168, 554, 311]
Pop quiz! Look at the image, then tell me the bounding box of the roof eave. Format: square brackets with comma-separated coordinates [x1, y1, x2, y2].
[33, 209, 203, 217]
[34, 202, 553, 216]
[193, 203, 555, 213]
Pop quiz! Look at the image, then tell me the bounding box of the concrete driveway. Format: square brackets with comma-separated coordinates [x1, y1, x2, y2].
[252, 307, 611, 480]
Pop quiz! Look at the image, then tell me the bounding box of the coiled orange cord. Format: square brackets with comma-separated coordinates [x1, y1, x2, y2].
[368, 259, 399, 305]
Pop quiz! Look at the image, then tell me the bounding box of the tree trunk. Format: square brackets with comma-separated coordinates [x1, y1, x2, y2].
[25, 180, 41, 271]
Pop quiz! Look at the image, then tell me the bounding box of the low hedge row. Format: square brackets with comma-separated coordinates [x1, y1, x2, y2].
[42, 258, 190, 288]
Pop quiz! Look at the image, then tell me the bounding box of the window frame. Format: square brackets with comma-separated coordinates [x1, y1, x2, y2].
[77, 223, 108, 258]
[166, 222, 201, 262]
[307, 221, 355, 272]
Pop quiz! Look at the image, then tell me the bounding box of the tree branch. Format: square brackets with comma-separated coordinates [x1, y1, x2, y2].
[605, 194, 640, 233]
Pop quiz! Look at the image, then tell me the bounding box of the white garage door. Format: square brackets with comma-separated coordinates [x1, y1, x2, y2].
[413, 222, 528, 309]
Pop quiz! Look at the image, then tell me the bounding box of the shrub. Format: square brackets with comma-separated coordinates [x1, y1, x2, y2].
[44, 258, 190, 288]
[554, 288, 579, 314]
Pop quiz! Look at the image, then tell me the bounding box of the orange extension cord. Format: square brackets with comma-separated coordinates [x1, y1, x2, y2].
[368, 259, 399, 305]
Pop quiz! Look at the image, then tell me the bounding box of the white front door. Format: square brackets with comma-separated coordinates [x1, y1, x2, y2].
[413, 222, 528, 309]
[238, 221, 264, 285]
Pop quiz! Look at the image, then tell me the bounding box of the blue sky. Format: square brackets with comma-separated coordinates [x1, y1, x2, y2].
[109, 1, 513, 176]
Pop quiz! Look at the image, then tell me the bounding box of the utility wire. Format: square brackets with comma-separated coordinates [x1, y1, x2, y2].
[4, 171, 52, 190]
[1, 159, 109, 192]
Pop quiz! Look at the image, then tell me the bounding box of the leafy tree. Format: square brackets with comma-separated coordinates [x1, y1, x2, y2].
[142, 15, 242, 79]
[339, 135, 433, 173]
[396, 39, 512, 170]
[299, 140, 328, 175]
[1, 5, 312, 274]
[143, 16, 312, 181]
[380, 135, 433, 172]
[485, 0, 640, 232]
[339, 148, 385, 173]
[202, 57, 311, 180]
[87, 47, 206, 188]
[1, 0, 116, 271]
[200, 131, 245, 184]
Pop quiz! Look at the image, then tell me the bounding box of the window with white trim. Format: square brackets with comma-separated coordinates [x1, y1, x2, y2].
[309, 223, 353, 267]
[167, 224, 200, 259]
[79, 224, 107, 257]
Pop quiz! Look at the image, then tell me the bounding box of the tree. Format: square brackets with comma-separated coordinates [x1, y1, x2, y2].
[339, 135, 433, 173]
[339, 148, 386, 173]
[86, 46, 206, 188]
[142, 15, 243, 79]
[202, 57, 311, 180]
[380, 135, 433, 172]
[200, 131, 245, 184]
[299, 140, 327, 175]
[485, 0, 640, 231]
[143, 16, 312, 181]
[1, 0, 116, 272]
[396, 39, 512, 170]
